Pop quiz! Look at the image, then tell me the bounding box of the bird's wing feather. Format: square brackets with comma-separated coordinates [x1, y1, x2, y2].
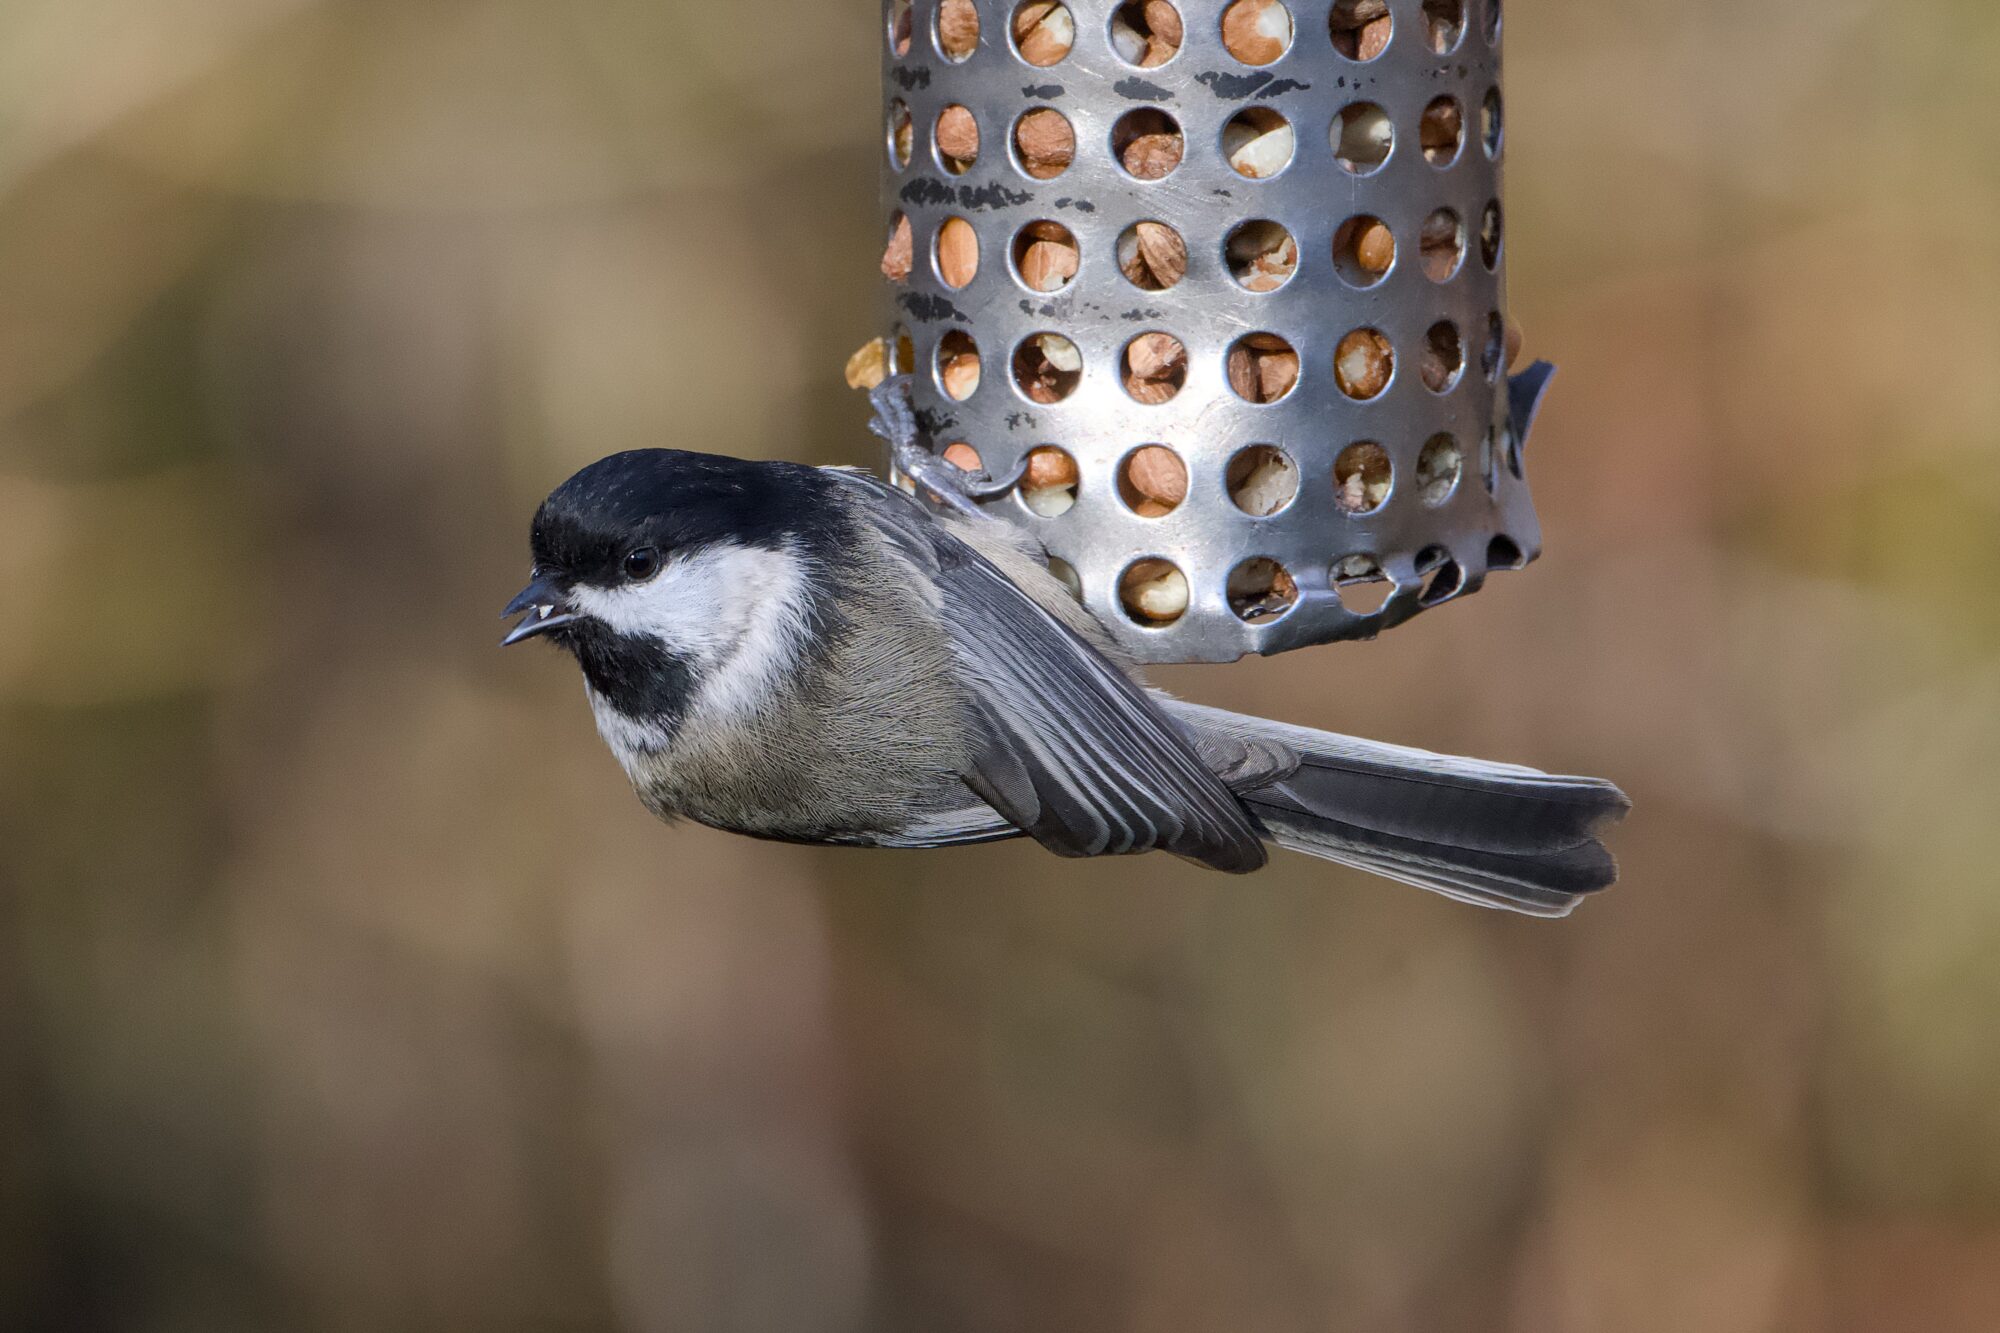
[824, 469, 1267, 873]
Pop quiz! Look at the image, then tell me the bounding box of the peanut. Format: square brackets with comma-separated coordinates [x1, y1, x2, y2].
[942, 352, 981, 400]
[1335, 103, 1393, 171]
[1224, 110, 1294, 179]
[1123, 333, 1186, 404]
[844, 337, 891, 391]
[1024, 446, 1079, 491]
[1334, 444, 1392, 513]
[1122, 560, 1189, 623]
[891, 101, 912, 167]
[1421, 322, 1461, 393]
[1355, 219, 1395, 273]
[1119, 222, 1187, 290]
[1227, 334, 1298, 404]
[1124, 445, 1187, 509]
[1228, 447, 1296, 516]
[1336, 329, 1393, 399]
[1421, 97, 1463, 165]
[937, 217, 978, 288]
[1227, 222, 1297, 292]
[881, 214, 913, 282]
[1112, 1, 1183, 67]
[943, 442, 983, 472]
[936, 106, 979, 173]
[1420, 209, 1460, 281]
[939, 0, 979, 59]
[1014, 1, 1075, 66]
[1014, 108, 1075, 179]
[1022, 445, 1079, 516]
[1120, 130, 1182, 180]
[1330, 0, 1390, 58]
[1016, 222, 1079, 293]
[1016, 334, 1081, 403]
[1019, 241, 1077, 292]
[1222, 0, 1292, 65]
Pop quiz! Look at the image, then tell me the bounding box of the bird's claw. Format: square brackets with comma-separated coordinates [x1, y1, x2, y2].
[960, 456, 1028, 502]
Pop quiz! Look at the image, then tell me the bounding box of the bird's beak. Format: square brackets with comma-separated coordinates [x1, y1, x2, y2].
[501, 575, 580, 646]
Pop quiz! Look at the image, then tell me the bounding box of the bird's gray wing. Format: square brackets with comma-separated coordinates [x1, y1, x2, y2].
[824, 468, 1267, 873]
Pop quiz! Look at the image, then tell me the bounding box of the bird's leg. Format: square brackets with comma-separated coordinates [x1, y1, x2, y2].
[867, 374, 1025, 517]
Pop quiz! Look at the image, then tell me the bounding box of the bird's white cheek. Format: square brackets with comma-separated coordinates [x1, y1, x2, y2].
[568, 542, 813, 721]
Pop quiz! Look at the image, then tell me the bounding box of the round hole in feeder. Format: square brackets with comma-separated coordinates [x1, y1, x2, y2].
[1119, 558, 1190, 626]
[1422, 0, 1466, 53]
[1021, 445, 1080, 516]
[888, 100, 913, 170]
[1012, 220, 1080, 293]
[1420, 208, 1464, 283]
[1421, 320, 1464, 394]
[1045, 555, 1084, 600]
[1416, 433, 1462, 505]
[1117, 445, 1188, 517]
[1229, 558, 1299, 623]
[1226, 333, 1300, 404]
[1223, 108, 1295, 179]
[1225, 220, 1298, 292]
[1420, 95, 1465, 167]
[881, 213, 914, 283]
[1488, 533, 1526, 570]
[889, 0, 913, 57]
[1503, 419, 1524, 477]
[1480, 427, 1502, 493]
[1111, 1, 1184, 67]
[935, 217, 979, 288]
[942, 442, 983, 473]
[1330, 0, 1393, 60]
[1221, 0, 1295, 66]
[1480, 200, 1503, 270]
[1334, 441, 1392, 513]
[1333, 214, 1395, 288]
[1482, 87, 1503, 157]
[1333, 102, 1394, 174]
[1333, 554, 1393, 616]
[1484, 0, 1503, 44]
[1417, 546, 1465, 606]
[1112, 109, 1184, 181]
[1013, 107, 1075, 180]
[1480, 312, 1505, 381]
[1012, 332, 1082, 403]
[937, 0, 980, 61]
[1118, 221, 1188, 291]
[1334, 328, 1394, 401]
[935, 105, 980, 175]
[1227, 445, 1298, 516]
[1121, 333, 1187, 405]
[1011, 1, 1076, 66]
[937, 330, 982, 401]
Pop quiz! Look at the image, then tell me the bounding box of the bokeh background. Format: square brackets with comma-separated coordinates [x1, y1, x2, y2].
[4, 0, 1998, 1328]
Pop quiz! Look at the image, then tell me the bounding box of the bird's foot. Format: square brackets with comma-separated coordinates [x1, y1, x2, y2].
[867, 374, 1020, 517]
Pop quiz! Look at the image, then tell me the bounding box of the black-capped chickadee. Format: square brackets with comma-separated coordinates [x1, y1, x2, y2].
[502, 380, 1627, 916]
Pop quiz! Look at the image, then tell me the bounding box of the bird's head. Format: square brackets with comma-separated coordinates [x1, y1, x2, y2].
[502, 450, 834, 724]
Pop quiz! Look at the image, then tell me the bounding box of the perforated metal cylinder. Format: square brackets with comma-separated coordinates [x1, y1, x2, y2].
[879, 0, 1541, 664]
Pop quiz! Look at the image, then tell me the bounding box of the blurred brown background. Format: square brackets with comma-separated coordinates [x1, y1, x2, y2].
[3, 1, 1998, 1329]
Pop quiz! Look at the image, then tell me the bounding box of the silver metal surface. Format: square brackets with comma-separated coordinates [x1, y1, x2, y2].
[880, 0, 1539, 664]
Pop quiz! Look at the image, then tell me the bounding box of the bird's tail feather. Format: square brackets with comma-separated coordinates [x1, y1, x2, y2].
[1162, 700, 1630, 917]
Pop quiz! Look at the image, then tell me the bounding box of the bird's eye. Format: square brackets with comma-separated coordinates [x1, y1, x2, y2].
[622, 547, 662, 582]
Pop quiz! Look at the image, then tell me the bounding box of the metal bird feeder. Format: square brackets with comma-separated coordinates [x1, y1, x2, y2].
[877, 0, 1544, 664]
